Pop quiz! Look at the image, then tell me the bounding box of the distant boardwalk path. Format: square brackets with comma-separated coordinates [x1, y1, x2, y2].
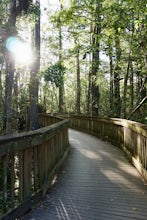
[22, 129, 147, 220]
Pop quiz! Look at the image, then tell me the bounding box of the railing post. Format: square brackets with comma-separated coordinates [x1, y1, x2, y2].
[0, 114, 69, 219]
[69, 115, 147, 182]
[2, 155, 9, 213]
[23, 149, 32, 199]
[10, 154, 15, 208]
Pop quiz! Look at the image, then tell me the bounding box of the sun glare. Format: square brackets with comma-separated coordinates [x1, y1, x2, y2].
[6, 36, 33, 65]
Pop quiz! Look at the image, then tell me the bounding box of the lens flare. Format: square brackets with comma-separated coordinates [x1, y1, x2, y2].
[6, 36, 33, 65]
[6, 36, 19, 52]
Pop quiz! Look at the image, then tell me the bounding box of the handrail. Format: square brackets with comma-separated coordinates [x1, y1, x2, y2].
[1, 113, 146, 219]
[68, 115, 147, 182]
[0, 114, 69, 220]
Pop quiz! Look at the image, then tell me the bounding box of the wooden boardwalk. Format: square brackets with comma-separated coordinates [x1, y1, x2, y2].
[22, 129, 147, 220]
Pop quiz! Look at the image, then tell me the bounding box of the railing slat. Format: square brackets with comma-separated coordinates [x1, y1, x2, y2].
[68, 115, 147, 182]
[2, 155, 9, 213]
[19, 152, 24, 202]
[23, 149, 32, 199]
[10, 154, 15, 209]
[0, 114, 69, 219]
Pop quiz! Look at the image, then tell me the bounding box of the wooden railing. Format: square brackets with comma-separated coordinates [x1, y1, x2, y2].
[0, 114, 69, 220]
[68, 115, 147, 182]
[0, 113, 146, 219]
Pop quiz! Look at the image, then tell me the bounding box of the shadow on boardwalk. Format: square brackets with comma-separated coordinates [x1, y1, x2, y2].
[21, 129, 147, 220]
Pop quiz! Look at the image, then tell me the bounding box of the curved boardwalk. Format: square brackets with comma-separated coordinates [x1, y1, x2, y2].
[22, 129, 147, 220]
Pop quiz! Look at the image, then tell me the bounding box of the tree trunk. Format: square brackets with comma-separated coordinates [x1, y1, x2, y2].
[108, 41, 113, 116]
[0, 70, 2, 108]
[87, 26, 92, 115]
[121, 53, 131, 118]
[29, 0, 40, 130]
[130, 62, 134, 112]
[87, 61, 91, 115]
[0, 69, 3, 131]
[91, 1, 101, 116]
[4, 0, 17, 134]
[113, 32, 121, 117]
[5, 54, 15, 134]
[76, 48, 81, 114]
[58, 4, 64, 114]
[127, 96, 147, 120]
[136, 75, 147, 106]
[13, 72, 19, 130]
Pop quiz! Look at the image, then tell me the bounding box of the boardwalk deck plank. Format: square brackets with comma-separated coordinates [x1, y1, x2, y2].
[21, 129, 147, 220]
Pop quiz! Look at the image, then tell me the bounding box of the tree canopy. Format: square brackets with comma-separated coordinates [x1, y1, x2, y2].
[0, 0, 146, 134]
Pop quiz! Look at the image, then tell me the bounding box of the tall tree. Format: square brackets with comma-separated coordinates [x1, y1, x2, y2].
[29, 0, 40, 130]
[107, 37, 114, 116]
[113, 29, 121, 117]
[91, 0, 101, 116]
[75, 39, 81, 114]
[1, 0, 32, 133]
[4, 0, 17, 134]
[58, 0, 64, 113]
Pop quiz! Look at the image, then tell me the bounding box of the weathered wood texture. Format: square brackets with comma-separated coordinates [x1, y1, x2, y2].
[68, 115, 147, 182]
[0, 115, 69, 220]
[21, 129, 147, 220]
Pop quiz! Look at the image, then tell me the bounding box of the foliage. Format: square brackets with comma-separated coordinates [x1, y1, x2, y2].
[43, 62, 66, 88]
[28, 2, 41, 22]
[0, 0, 147, 133]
